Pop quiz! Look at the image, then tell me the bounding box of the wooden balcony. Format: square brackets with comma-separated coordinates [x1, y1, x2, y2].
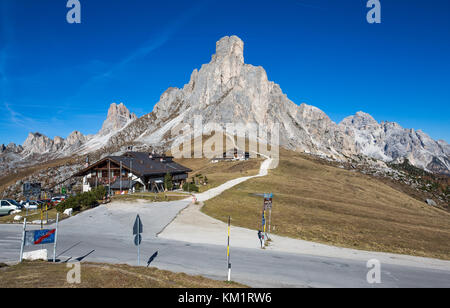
[87, 176, 129, 186]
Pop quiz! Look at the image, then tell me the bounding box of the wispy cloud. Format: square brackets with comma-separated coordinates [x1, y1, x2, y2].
[3, 102, 37, 128]
[72, 1, 206, 98]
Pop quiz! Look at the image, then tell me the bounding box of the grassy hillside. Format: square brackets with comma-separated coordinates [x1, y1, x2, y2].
[175, 157, 262, 192]
[202, 148, 450, 260]
[172, 135, 263, 192]
[0, 261, 245, 288]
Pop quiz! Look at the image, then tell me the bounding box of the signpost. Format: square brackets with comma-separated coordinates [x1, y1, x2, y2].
[19, 218, 27, 262]
[261, 211, 266, 247]
[19, 214, 59, 262]
[227, 216, 231, 282]
[23, 182, 41, 199]
[133, 214, 143, 266]
[40, 205, 44, 230]
[264, 193, 273, 239]
[259, 193, 273, 247]
[53, 213, 59, 262]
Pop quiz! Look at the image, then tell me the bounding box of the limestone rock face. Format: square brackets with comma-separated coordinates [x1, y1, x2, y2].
[340, 112, 450, 174]
[1, 35, 448, 175]
[22, 132, 63, 154]
[99, 103, 137, 136]
[1, 143, 23, 154]
[66, 131, 86, 146]
[137, 35, 356, 159]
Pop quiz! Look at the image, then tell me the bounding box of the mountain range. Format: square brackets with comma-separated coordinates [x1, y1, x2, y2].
[1, 36, 449, 175]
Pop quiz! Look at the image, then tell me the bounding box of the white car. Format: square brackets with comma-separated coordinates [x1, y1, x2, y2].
[0, 200, 21, 216]
[23, 201, 39, 210]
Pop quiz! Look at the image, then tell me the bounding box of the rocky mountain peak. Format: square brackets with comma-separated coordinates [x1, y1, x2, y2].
[340, 111, 378, 129]
[213, 35, 244, 65]
[99, 102, 137, 135]
[66, 131, 85, 146]
[23, 132, 56, 154]
[1, 35, 448, 175]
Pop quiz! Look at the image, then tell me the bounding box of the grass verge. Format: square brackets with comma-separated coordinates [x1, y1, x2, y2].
[0, 207, 63, 224]
[0, 261, 246, 288]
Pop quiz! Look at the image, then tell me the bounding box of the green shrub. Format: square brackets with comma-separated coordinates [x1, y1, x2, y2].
[164, 173, 173, 191]
[56, 198, 81, 213]
[182, 182, 199, 192]
[91, 186, 107, 200]
[56, 186, 104, 213]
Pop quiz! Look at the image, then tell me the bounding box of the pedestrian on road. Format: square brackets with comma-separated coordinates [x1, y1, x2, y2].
[258, 230, 263, 248]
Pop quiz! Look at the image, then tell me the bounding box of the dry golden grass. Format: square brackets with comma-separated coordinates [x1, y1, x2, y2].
[0, 261, 246, 288]
[0, 207, 64, 224]
[175, 157, 262, 193]
[171, 135, 263, 192]
[203, 148, 450, 260]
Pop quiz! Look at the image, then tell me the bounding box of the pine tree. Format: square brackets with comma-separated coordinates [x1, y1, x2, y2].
[164, 172, 173, 191]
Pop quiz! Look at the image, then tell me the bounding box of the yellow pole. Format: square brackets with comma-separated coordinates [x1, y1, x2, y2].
[227, 217, 230, 259]
[227, 216, 231, 281]
[263, 210, 266, 233]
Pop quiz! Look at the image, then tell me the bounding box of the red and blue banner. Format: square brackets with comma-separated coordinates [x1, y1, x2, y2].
[24, 229, 56, 246]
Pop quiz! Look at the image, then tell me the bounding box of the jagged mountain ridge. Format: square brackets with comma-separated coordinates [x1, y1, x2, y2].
[339, 112, 450, 173]
[0, 103, 137, 173]
[1, 36, 449, 175]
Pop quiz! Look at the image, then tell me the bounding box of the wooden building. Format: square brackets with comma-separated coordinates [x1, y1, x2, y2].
[74, 152, 192, 194]
[211, 148, 250, 163]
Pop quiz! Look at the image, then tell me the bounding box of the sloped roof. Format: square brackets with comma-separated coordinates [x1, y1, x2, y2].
[74, 152, 192, 177]
[109, 180, 138, 190]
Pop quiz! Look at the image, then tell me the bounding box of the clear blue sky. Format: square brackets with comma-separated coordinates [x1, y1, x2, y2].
[1, 0, 449, 145]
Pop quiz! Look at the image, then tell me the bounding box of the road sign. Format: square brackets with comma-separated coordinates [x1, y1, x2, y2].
[134, 234, 142, 246]
[133, 214, 143, 235]
[24, 229, 56, 246]
[23, 182, 41, 199]
[133, 214, 143, 266]
[263, 193, 273, 210]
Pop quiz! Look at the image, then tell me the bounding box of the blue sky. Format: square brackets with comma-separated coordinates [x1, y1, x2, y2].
[0, 0, 449, 145]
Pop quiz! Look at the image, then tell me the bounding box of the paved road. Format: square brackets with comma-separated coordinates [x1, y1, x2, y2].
[1, 201, 450, 288]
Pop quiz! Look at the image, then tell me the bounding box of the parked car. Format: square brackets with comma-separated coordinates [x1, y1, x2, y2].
[6, 199, 23, 210]
[0, 200, 21, 216]
[38, 199, 51, 208]
[23, 201, 39, 210]
[51, 196, 65, 206]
